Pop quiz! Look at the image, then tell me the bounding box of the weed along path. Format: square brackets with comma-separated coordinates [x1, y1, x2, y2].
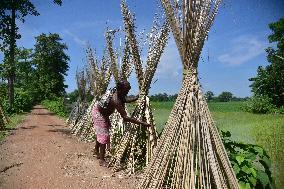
[0, 105, 137, 189]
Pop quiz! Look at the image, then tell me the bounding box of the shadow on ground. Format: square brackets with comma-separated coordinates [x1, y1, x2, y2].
[47, 124, 64, 127]
[1, 128, 17, 131]
[33, 107, 45, 109]
[20, 126, 38, 130]
[47, 128, 71, 135]
[32, 112, 55, 116]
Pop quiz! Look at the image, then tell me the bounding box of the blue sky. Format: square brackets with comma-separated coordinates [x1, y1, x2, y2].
[1, 0, 284, 97]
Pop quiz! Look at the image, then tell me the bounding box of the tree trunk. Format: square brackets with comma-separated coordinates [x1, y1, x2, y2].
[8, 2, 16, 109]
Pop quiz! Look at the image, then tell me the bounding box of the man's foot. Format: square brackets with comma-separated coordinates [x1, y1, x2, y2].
[105, 149, 112, 158]
[94, 154, 100, 159]
[92, 149, 100, 159]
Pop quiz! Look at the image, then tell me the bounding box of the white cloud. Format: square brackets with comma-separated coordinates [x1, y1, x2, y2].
[63, 30, 87, 47]
[218, 35, 266, 65]
[156, 38, 182, 81]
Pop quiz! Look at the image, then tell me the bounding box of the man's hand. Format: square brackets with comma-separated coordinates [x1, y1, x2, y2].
[125, 95, 139, 103]
[142, 122, 152, 127]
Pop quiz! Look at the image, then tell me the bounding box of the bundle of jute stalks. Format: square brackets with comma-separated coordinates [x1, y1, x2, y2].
[137, 0, 239, 188]
[108, 0, 169, 174]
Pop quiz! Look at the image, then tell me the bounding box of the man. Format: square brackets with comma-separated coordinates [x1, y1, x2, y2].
[92, 80, 150, 166]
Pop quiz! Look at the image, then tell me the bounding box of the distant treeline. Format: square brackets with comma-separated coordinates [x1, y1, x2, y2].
[149, 93, 178, 102]
[67, 90, 248, 103]
[131, 91, 248, 102]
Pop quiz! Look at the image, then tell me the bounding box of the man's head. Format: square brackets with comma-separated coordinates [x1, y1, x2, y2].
[117, 80, 131, 95]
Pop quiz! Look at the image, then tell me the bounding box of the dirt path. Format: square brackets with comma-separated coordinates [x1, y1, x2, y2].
[0, 105, 137, 189]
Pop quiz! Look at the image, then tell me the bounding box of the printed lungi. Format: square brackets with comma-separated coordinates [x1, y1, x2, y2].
[92, 105, 111, 144]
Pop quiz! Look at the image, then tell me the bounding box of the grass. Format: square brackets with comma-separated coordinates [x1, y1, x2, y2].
[208, 101, 245, 112]
[212, 110, 284, 188]
[0, 113, 26, 142]
[149, 101, 284, 188]
[151, 101, 174, 133]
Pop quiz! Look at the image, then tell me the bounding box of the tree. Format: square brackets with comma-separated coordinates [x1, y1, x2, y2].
[0, 0, 62, 108]
[250, 18, 284, 107]
[218, 91, 233, 102]
[14, 47, 40, 101]
[14, 48, 33, 88]
[2, 47, 35, 90]
[205, 91, 214, 101]
[1, 47, 37, 113]
[33, 33, 69, 100]
[0, 0, 39, 108]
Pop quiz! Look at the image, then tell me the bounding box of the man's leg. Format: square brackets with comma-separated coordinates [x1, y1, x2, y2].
[94, 140, 100, 159]
[99, 144, 107, 166]
[106, 142, 111, 155]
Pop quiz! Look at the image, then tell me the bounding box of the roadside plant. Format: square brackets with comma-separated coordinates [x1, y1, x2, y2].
[242, 96, 278, 114]
[221, 130, 275, 189]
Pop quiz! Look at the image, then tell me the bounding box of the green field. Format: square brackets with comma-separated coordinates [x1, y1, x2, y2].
[150, 101, 284, 188]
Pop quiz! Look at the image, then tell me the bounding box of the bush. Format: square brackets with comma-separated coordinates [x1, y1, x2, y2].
[221, 131, 275, 189]
[41, 97, 68, 118]
[273, 106, 284, 114]
[2, 89, 34, 114]
[242, 96, 277, 114]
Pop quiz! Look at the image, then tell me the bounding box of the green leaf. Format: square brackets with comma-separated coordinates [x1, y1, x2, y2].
[249, 176, 257, 186]
[236, 155, 245, 164]
[241, 165, 251, 174]
[257, 170, 270, 187]
[253, 146, 263, 156]
[239, 181, 251, 189]
[239, 181, 246, 189]
[245, 183, 251, 189]
[233, 164, 241, 174]
[250, 167, 257, 178]
[244, 152, 257, 161]
[262, 156, 272, 168]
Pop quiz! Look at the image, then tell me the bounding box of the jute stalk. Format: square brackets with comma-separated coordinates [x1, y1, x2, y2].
[108, 0, 169, 174]
[137, 0, 239, 188]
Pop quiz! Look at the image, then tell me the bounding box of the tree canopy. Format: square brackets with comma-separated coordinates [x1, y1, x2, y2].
[218, 91, 233, 102]
[33, 33, 70, 101]
[250, 18, 284, 107]
[205, 91, 214, 101]
[0, 0, 62, 109]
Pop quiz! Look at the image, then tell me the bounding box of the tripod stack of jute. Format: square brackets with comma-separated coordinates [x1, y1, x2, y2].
[106, 30, 132, 149]
[137, 0, 239, 188]
[108, 0, 169, 174]
[84, 29, 134, 143]
[71, 46, 112, 139]
[67, 69, 88, 130]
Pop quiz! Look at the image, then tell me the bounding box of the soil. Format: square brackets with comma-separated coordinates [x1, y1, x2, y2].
[0, 105, 138, 189]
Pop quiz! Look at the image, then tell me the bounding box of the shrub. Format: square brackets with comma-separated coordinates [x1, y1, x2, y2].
[273, 106, 284, 114]
[242, 96, 277, 114]
[2, 89, 34, 114]
[221, 131, 275, 189]
[41, 97, 68, 118]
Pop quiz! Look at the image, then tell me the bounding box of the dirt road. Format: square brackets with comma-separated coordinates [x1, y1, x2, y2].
[0, 105, 137, 189]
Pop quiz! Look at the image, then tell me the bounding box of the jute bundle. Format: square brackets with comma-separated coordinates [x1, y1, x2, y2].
[137, 0, 239, 189]
[108, 0, 169, 174]
[67, 69, 88, 129]
[84, 29, 134, 142]
[71, 46, 112, 138]
[106, 30, 132, 147]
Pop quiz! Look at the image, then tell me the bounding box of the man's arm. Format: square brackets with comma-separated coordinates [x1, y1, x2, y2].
[116, 101, 150, 127]
[125, 95, 139, 103]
